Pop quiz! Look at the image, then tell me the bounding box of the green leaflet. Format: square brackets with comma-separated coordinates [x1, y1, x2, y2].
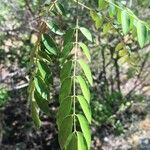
[55, 2, 66, 16]
[65, 133, 77, 150]
[57, 96, 72, 129]
[37, 60, 53, 86]
[148, 30, 150, 43]
[37, 70, 53, 87]
[60, 60, 73, 82]
[90, 11, 103, 29]
[117, 9, 121, 24]
[95, 16, 103, 29]
[115, 42, 124, 51]
[61, 42, 73, 58]
[79, 42, 91, 62]
[77, 132, 88, 150]
[34, 90, 50, 115]
[76, 76, 90, 103]
[59, 77, 72, 103]
[90, 10, 97, 21]
[127, 9, 138, 30]
[58, 115, 73, 149]
[129, 16, 134, 30]
[78, 59, 93, 86]
[28, 81, 41, 128]
[109, 0, 116, 17]
[31, 101, 41, 128]
[137, 21, 147, 48]
[98, 0, 108, 10]
[65, 132, 88, 150]
[79, 27, 93, 42]
[37, 61, 47, 79]
[34, 76, 49, 100]
[103, 22, 111, 34]
[132, 26, 137, 38]
[41, 33, 57, 55]
[37, 60, 51, 79]
[118, 49, 128, 57]
[64, 28, 75, 45]
[77, 95, 92, 124]
[118, 55, 129, 64]
[121, 10, 130, 34]
[46, 21, 64, 35]
[38, 49, 52, 63]
[77, 114, 91, 149]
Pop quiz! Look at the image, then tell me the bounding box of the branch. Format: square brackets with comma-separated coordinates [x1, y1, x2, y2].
[24, 0, 34, 16]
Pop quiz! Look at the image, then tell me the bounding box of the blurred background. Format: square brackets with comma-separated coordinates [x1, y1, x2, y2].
[0, 0, 150, 149]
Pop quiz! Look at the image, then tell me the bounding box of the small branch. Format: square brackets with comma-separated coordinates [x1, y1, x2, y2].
[74, 0, 92, 10]
[9, 83, 29, 91]
[24, 0, 34, 16]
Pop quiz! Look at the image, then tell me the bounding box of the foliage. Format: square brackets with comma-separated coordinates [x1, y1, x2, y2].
[0, 86, 8, 107]
[28, 0, 150, 149]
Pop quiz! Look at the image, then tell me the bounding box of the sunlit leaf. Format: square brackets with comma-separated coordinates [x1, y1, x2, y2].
[34, 90, 50, 115]
[77, 132, 88, 150]
[41, 33, 57, 55]
[95, 15, 103, 29]
[78, 59, 93, 86]
[90, 11, 103, 29]
[77, 95, 92, 123]
[137, 21, 147, 48]
[109, 0, 116, 17]
[34, 76, 49, 100]
[79, 27, 92, 42]
[55, 2, 66, 16]
[77, 114, 91, 149]
[118, 49, 128, 57]
[37, 60, 52, 79]
[98, 0, 108, 10]
[117, 8, 121, 24]
[76, 76, 90, 103]
[121, 10, 130, 34]
[79, 42, 91, 62]
[115, 42, 124, 51]
[118, 55, 129, 64]
[103, 22, 111, 33]
[46, 21, 64, 35]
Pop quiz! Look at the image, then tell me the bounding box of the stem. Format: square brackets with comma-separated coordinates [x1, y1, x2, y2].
[73, 0, 79, 132]
[49, 0, 58, 11]
[74, 0, 91, 10]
